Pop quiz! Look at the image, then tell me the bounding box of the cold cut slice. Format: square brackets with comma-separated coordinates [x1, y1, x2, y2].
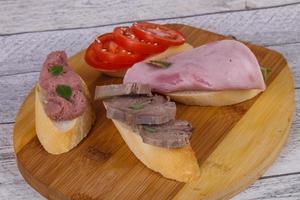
[124, 40, 266, 93]
[138, 120, 192, 148]
[103, 95, 176, 125]
[95, 83, 152, 100]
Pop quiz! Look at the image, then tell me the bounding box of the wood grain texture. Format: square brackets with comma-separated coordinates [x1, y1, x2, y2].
[1, 4, 299, 77]
[0, 124, 42, 200]
[173, 67, 294, 200]
[233, 174, 300, 199]
[0, 91, 297, 200]
[12, 24, 295, 200]
[0, 0, 299, 35]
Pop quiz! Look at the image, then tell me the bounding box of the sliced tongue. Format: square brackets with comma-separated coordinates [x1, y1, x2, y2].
[95, 83, 152, 100]
[99, 83, 193, 148]
[138, 120, 192, 148]
[103, 95, 176, 125]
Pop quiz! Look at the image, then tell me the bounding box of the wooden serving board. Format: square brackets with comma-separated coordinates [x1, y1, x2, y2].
[13, 24, 295, 200]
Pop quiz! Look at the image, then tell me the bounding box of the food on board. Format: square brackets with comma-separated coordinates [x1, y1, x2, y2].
[35, 51, 95, 154]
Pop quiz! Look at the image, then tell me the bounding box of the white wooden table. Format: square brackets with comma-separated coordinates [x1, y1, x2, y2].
[0, 1, 300, 199]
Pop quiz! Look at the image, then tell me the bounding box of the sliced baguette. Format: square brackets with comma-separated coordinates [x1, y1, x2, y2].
[102, 68, 127, 78]
[112, 119, 201, 183]
[145, 42, 194, 61]
[35, 80, 95, 155]
[167, 89, 263, 106]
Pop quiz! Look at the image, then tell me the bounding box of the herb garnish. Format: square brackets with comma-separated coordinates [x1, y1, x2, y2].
[128, 103, 145, 110]
[56, 85, 72, 101]
[143, 126, 157, 133]
[260, 67, 272, 81]
[49, 65, 64, 76]
[147, 60, 172, 68]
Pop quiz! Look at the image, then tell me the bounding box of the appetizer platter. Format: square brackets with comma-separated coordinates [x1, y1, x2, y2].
[13, 23, 295, 200]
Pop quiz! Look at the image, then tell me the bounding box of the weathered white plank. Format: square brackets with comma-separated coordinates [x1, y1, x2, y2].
[0, 156, 42, 199]
[264, 114, 300, 176]
[0, 4, 299, 77]
[0, 72, 38, 123]
[270, 43, 300, 88]
[0, 124, 42, 199]
[0, 124, 13, 148]
[234, 174, 300, 199]
[0, 0, 299, 35]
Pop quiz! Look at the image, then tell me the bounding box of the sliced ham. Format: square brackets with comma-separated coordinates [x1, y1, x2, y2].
[123, 40, 266, 93]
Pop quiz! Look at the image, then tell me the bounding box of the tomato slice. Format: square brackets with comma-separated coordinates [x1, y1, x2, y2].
[131, 22, 185, 46]
[92, 33, 146, 64]
[113, 26, 168, 54]
[84, 44, 132, 71]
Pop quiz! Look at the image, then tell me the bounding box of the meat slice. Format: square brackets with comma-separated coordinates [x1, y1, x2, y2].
[138, 120, 192, 148]
[95, 83, 152, 100]
[103, 95, 176, 125]
[124, 40, 266, 93]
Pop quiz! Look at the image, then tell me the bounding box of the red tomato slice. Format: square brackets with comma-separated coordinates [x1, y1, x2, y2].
[84, 44, 132, 71]
[131, 22, 185, 46]
[113, 26, 168, 54]
[92, 33, 146, 64]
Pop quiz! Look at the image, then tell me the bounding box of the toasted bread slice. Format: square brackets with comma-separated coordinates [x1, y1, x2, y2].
[145, 43, 194, 61]
[102, 69, 127, 78]
[35, 80, 95, 154]
[167, 89, 263, 106]
[112, 119, 201, 183]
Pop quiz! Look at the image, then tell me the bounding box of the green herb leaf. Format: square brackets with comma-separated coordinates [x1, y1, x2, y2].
[143, 126, 157, 133]
[260, 66, 272, 81]
[128, 103, 145, 110]
[147, 60, 172, 68]
[56, 85, 72, 101]
[49, 65, 64, 76]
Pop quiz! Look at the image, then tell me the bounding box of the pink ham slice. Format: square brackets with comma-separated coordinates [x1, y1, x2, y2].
[123, 40, 266, 93]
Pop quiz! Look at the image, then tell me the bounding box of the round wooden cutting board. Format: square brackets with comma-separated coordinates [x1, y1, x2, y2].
[13, 24, 295, 200]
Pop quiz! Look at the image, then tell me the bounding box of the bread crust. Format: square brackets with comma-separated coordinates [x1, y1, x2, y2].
[168, 89, 263, 106]
[112, 119, 201, 183]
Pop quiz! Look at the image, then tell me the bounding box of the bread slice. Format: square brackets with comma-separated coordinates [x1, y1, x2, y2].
[147, 42, 263, 106]
[35, 80, 95, 154]
[112, 119, 201, 183]
[145, 42, 194, 61]
[102, 68, 127, 78]
[168, 89, 263, 106]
